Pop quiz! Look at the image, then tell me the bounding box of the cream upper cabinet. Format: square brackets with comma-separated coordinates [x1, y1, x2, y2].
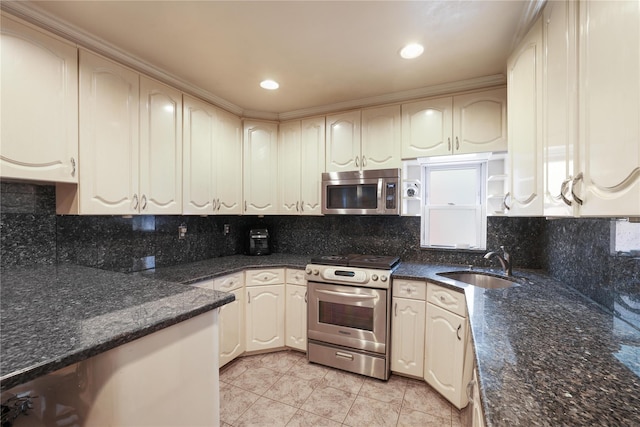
[361, 105, 402, 170]
[244, 120, 279, 214]
[64, 49, 139, 215]
[575, 0, 640, 216]
[402, 89, 507, 159]
[542, 0, 578, 217]
[214, 109, 243, 214]
[326, 110, 361, 172]
[506, 18, 544, 216]
[139, 76, 183, 214]
[0, 14, 78, 183]
[279, 117, 325, 215]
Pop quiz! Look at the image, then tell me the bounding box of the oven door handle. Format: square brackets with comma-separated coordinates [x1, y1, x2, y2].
[316, 289, 377, 299]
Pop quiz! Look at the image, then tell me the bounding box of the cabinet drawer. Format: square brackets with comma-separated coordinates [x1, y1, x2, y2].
[245, 268, 285, 286]
[427, 282, 467, 317]
[190, 279, 214, 290]
[286, 268, 306, 286]
[214, 272, 244, 292]
[393, 279, 426, 300]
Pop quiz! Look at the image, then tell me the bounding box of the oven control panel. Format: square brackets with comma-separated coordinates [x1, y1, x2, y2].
[305, 264, 391, 289]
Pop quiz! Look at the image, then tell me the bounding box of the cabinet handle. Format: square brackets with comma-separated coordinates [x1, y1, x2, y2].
[355, 156, 359, 168]
[457, 324, 462, 341]
[466, 380, 475, 401]
[300, 201, 304, 212]
[70, 157, 76, 177]
[296, 201, 299, 212]
[247, 291, 250, 304]
[217, 198, 221, 211]
[394, 302, 398, 317]
[571, 173, 584, 206]
[304, 291, 308, 303]
[212, 198, 217, 211]
[455, 136, 459, 150]
[362, 156, 367, 167]
[141, 194, 147, 211]
[132, 194, 139, 210]
[560, 178, 573, 207]
[245, 201, 247, 211]
[448, 137, 451, 151]
[502, 192, 511, 211]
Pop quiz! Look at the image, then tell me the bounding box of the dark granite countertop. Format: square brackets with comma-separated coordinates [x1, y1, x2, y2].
[0, 264, 234, 391]
[394, 263, 640, 427]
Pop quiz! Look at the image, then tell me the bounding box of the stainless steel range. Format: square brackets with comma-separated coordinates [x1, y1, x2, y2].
[305, 254, 399, 380]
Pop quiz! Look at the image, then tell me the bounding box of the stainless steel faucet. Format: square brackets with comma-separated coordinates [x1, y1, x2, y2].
[484, 246, 512, 276]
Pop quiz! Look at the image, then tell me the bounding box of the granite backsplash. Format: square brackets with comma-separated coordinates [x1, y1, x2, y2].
[1, 182, 638, 328]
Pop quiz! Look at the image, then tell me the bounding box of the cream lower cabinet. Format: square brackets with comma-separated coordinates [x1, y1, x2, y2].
[285, 269, 307, 351]
[471, 368, 486, 427]
[0, 13, 78, 183]
[214, 273, 245, 367]
[245, 269, 285, 351]
[391, 279, 426, 378]
[424, 283, 473, 409]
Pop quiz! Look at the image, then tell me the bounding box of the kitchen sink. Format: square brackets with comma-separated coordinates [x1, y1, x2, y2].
[437, 271, 518, 289]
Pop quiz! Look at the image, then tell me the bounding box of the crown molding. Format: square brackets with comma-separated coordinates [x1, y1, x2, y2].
[511, 0, 547, 51]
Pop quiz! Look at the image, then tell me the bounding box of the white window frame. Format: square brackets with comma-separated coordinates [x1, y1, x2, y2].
[419, 154, 488, 250]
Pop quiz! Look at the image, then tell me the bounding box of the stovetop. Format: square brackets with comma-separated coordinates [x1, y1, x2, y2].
[309, 254, 400, 270]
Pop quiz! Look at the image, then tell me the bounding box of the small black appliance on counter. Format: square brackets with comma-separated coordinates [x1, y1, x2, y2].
[248, 228, 270, 255]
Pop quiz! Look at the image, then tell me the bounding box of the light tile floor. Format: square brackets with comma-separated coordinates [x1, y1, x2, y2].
[219, 350, 462, 427]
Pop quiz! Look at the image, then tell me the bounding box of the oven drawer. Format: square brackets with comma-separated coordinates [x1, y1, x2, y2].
[393, 279, 426, 300]
[427, 282, 467, 317]
[308, 340, 389, 380]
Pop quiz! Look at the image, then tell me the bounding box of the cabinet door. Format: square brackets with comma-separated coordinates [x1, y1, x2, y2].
[1, 15, 78, 183]
[507, 18, 544, 216]
[454, 88, 507, 154]
[326, 111, 361, 172]
[424, 303, 467, 409]
[361, 105, 401, 170]
[401, 97, 453, 158]
[139, 76, 182, 214]
[285, 284, 307, 351]
[78, 49, 139, 214]
[183, 95, 216, 214]
[219, 288, 245, 367]
[543, 0, 578, 217]
[278, 120, 302, 214]
[577, 0, 640, 216]
[243, 121, 279, 214]
[391, 297, 425, 377]
[300, 117, 326, 215]
[246, 285, 285, 351]
[215, 109, 243, 214]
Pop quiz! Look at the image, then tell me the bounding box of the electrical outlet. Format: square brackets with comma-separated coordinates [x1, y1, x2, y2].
[178, 224, 187, 239]
[223, 224, 230, 235]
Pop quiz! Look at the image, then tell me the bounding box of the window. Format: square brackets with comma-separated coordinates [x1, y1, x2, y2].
[420, 156, 488, 249]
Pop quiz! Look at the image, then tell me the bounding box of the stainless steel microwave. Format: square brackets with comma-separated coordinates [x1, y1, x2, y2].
[321, 168, 400, 215]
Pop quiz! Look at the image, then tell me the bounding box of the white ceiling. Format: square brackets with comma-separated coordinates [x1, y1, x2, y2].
[7, 1, 541, 119]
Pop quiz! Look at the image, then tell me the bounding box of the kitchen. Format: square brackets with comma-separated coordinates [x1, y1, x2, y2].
[1, 1, 639, 426]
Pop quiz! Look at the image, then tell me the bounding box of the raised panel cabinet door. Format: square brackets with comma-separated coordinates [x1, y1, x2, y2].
[215, 108, 243, 214]
[507, 18, 544, 216]
[183, 95, 216, 214]
[1, 15, 78, 183]
[300, 116, 326, 215]
[285, 284, 307, 351]
[243, 121, 279, 214]
[79, 49, 139, 214]
[326, 110, 361, 172]
[391, 297, 425, 377]
[454, 88, 508, 154]
[361, 105, 401, 170]
[577, 0, 640, 216]
[139, 76, 182, 214]
[246, 285, 285, 351]
[219, 288, 245, 368]
[401, 96, 453, 158]
[424, 303, 467, 409]
[543, 0, 578, 217]
[278, 120, 302, 214]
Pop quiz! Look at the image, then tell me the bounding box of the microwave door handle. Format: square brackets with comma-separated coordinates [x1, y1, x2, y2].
[316, 289, 377, 300]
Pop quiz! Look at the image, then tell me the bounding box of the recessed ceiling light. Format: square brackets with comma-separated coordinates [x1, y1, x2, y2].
[400, 43, 424, 59]
[260, 79, 279, 90]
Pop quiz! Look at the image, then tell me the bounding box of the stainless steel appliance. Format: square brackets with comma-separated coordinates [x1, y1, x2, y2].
[306, 254, 399, 380]
[248, 228, 270, 255]
[321, 168, 400, 215]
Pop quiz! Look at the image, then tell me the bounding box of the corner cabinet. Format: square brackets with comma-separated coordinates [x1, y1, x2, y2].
[245, 269, 285, 352]
[0, 14, 78, 183]
[278, 117, 325, 215]
[214, 273, 245, 368]
[391, 279, 426, 378]
[285, 269, 307, 351]
[244, 121, 279, 215]
[506, 17, 544, 216]
[401, 88, 507, 159]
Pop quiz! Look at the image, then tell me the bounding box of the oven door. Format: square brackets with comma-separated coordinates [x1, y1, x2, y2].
[308, 281, 388, 354]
